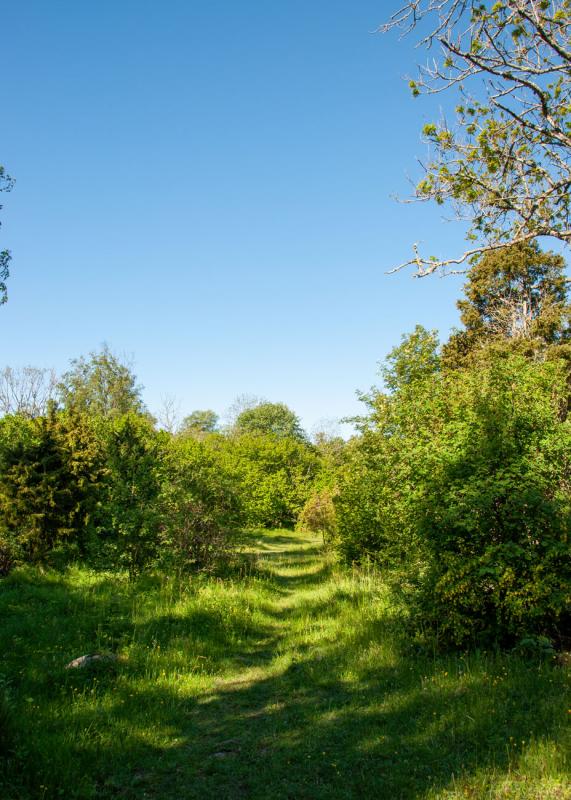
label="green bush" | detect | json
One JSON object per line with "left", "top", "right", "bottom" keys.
{"left": 0, "top": 409, "right": 249, "bottom": 577}
{"left": 335, "top": 348, "right": 571, "bottom": 647}
{"left": 225, "top": 433, "right": 320, "bottom": 528}
{"left": 159, "top": 435, "right": 244, "bottom": 572}
{"left": 101, "top": 414, "right": 166, "bottom": 577}
{"left": 0, "top": 410, "right": 104, "bottom": 568}
{"left": 297, "top": 488, "right": 337, "bottom": 542}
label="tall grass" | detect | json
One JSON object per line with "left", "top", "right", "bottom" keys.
{"left": 0, "top": 530, "right": 569, "bottom": 799}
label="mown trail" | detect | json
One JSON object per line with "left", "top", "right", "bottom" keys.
{"left": 1, "top": 530, "right": 569, "bottom": 800}
{"left": 122, "top": 531, "right": 569, "bottom": 800}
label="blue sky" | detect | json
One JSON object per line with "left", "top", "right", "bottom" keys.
{"left": 2, "top": 0, "right": 478, "bottom": 431}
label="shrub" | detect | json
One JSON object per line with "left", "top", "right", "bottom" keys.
{"left": 297, "top": 489, "right": 337, "bottom": 542}
{"left": 335, "top": 350, "right": 571, "bottom": 648}
{"left": 159, "top": 436, "right": 244, "bottom": 572}
{"left": 0, "top": 411, "right": 104, "bottom": 567}
{"left": 223, "top": 433, "right": 320, "bottom": 528}
{"left": 101, "top": 414, "right": 166, "bottom": 577}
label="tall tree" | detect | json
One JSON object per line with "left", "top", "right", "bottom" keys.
{"left": 180, "top": 409, "right": 219, "bottom": 435}
{"left": 442, "top": 241, "right": 570, "bottom": 366}
{"left": 235, "top": 401, "right": 308, "bottom": 442}
{"left": 0, "top": 165, "right": 14, "bottom": 304}
{"left": 383, "top": 1, "right": 571, "bottom": 274}
{"left": 58, "top": 344, "right": 146, "bottom": 417}
{"left": 381, "top": 325, "right": 441, "bottom": 391}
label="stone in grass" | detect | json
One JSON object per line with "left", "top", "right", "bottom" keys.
{"left": 65, "top": 653, "right": 119, "bottom": 670}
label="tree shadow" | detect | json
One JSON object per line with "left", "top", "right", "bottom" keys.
{"left": 1, "top": 554, "right": 568, "bottom": 800}
{"left": 22, "top": 611, "right": 566, "bottom": 800}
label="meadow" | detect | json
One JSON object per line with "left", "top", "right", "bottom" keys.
{"left": 1, "top": 529, "right": 569, "bottom": 799}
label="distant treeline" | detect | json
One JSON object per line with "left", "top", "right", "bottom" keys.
{"left": 0, "top": 390, "right": 339, "bottom": 577}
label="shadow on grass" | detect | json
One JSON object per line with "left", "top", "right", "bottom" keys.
{"left": 15, "top": 618, "right": 567, "bottom": 800}
{"left": 104, "top": 637, "right": 566, "bottom": 799}
{"left": 1, "top": 555, "right": 568, "bottom": 800}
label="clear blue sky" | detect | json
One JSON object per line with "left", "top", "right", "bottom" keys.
{"left": 2, "top": 0, "right": 475, "bottom": 432}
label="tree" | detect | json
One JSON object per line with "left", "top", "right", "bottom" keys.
{"left": 383, "top": 1, "right": 571, "bottom": 274}
{"left": 227, "top": 432, "right": 319, "bottom": 527}
{"left": 156, "top": 393, "right": 182, "bottom": 434}
{"left": 159, "top": 434, "right": 243, "bottom": 571}
{"left": 103, "top": 415, "right": 165, "bottom": 576}
{"left": 235, "top": 401, "right": 308, "bottom": 442}
{"left": 58, "top": 344, "right": 147, "bottom": 417}
{"left": 0, "top": 366, "right": 58, "bottom": 418}
{"left": 381, "top": 324, "right": 441, "bottom": 391}
{"left": 180, "top": 409, "right": 219, "bottom": 435}
{"left": 442, "top": 240, "right": 570, "bottom": 366}
{"left": 0, "top": 165, "right": 14, "bottom": 305}
{"left": 0, "top": 409, "right": 104, "bottom": 565}
{"left": 223, "top": 393, "right": 264, "bottom": 428}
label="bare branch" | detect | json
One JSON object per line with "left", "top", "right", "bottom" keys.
{"left": 0, "top": 366, "right": 58, "bottom": 417}
{"left": 381, "top": 0, "right": 571, "bottom": 274}
{"left": 387, "top": 229, "right": 569, "bottom": 276}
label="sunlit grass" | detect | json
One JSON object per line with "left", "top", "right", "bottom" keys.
{"left": 1, "top": 530, "right": 569, "bottom": 799}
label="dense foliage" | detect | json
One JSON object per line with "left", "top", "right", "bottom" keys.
{"left": 58, "top": 345, "right": 147, "bottom": 418}
{"left": 336, "top": 348, "right": 571, "bottom": 647}
{"left": 222, "top": 431, "right": 319, "bottom": 529}
{"left": 0, "top": 409, "right": 103, "bottom": 571}
{"left": 234, "top": 401, "right": 308, "bottom": 442}
{"left": 334, "top": 243, "right": 571, "bottom": 648}
{"left": 0, "top": 362, "right": 320, "bottom": 575}
{"left": 443, "top": 242, "right": 571, "bottom": 367}
{"left": 1, "top": 244, "right": 569, "bottom": 653}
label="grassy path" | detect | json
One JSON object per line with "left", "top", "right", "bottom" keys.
{"left": 1, "top": 530, "right": 569, "bottom": 799}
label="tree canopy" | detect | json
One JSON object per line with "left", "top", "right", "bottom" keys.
{"left": 180, "top": 410, "right": 219, "bottom": 435}
{"left": 383, "top": 0, "right": 571, "bottom": 274}
{"left": 57, "top": 345, "right": 147, "bottom": 418}
{"left": 234, "top": 401, "right": 308, "bottom": 442}
{"left": 442, "top": 240, "right": 570, "bottom": 366}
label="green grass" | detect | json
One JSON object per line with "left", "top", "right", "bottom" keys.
{"left": 1, "top": 530, "right": 569, "bottom": 799}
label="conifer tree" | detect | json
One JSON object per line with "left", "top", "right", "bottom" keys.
{"left": 443, "top": 242, "right": 570, "bottom": 367}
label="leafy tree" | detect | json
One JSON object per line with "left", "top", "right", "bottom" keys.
{"left": 225, "top": 433, "right": 319, "bottom": 528}
{"left": 381, "top": 325, "right": 441, "bottom": 391}
{"left": 102, "top": 414, "right": 165, "bottom": 576}
{"left": 0, "top": 165, "right": 14, "bottom": 305}
{"left": 443, "top": 241, "right": 570, "bottom": 367}
{"left": 224, "top": 393, "right": 263, "bottom": 428}
{"left": 235, "top": 401, "right": 307, "bottom": 442}
{"left": 58, "top": 344, "right": 147, "bottom": 418}
{"left": 180, "top": 409, "right": 219, "bottom": 435}
{"left": 159, "top": 435, "right": 243, "bottom": 571}
{"left": 382, "top": 1, "right": 571, "bottom": 274}
{"left": 297, "top": 488, "right": 338, "bottom": 543}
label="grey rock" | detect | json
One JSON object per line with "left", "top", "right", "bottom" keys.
{"left": 65, "top": 653, "right": 118, "bottom": 669}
